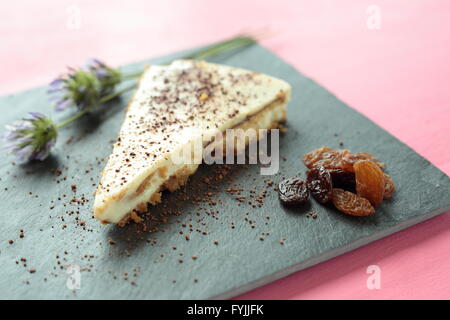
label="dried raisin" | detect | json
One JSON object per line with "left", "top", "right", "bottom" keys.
{"left": 342, "top": 152, "right": 384, "bottom": 172}
{"left": 306, "top": 167, "right": 333, "bottom": 203}
{"left": 303, "top": 147, "right": 384, "bottom": 173}
{"left": 303, "top": 147, "right": 351, "bottom": 171}
{"left": 383, "top": 172, "right": 395, "bottom": 199}
{"left": 354, "top": 160, "right": 385, "bottom": 206}
{"left": 328, "top": 169, "right": 356, "bottom": 189}
{"left": 278, "top": 177, "right": 309, "bottom": 206}
{"left": 332, "top": 188, "right": 375, "bottom": 216}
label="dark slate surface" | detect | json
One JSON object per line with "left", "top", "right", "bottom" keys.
{"left": 0, "top": 44, "right": 449, "bottom": 300}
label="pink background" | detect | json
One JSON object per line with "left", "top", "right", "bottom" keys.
{"left": 1, "top": 0, "right": 449, "bottom": 299}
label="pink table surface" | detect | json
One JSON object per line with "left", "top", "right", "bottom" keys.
{"left": 1, "top": 0, "right": 449, "bottom": 299}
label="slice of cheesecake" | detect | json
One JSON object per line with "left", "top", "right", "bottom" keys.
{"left": 94, "top": 60, "right": 291, "bottom": 225}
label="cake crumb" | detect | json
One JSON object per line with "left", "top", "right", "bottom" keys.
{"left": 130, "top": 212, "right": 143, "bottom": 224}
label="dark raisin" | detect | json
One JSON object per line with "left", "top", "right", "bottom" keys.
{"left": 328, "top": 169, "right": 356, "bottom": 189}
{"left": 278, "top": 177, "right": 309, "bottom": 206}
{"left": 306, "top": 167, "right": 333, "bottom": 203}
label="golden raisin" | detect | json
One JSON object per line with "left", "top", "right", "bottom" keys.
{"left": 342, "top": 152, "right": 384, "bottom": 172}
{"left": 303, "top": 147, "right": 351, "bottom": 171}
{"left": 383, "top": 172, "right": 395, "bottom": 199}
{"left": 332, "top": 188, "right": 375, "bottom": 216}
{"left": 354, "top": 160, "right": 385, "bottom": 206}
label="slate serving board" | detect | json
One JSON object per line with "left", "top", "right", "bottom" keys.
{"left": 1, "top": 44, "right": 449, "bottom": 300}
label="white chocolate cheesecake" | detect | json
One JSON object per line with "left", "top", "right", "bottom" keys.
{"left": 94, "top": 60, "right": 291, "bottom": 225}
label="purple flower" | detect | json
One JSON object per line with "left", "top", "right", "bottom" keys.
{"left": 2, "top": 112, "right": 57, "bottom": 163}
{"left": 49, "top": 58, "right": 121, "bottom": 112}
{"left": 85, "top": 58, "right": 108, "bottom": 78}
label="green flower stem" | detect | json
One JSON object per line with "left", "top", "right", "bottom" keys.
{"left": 57, "top": 35, "right": 257, "bottom": 129}
{"left": 121, "top": 71, "right": 144, "bottom": 80}
{"left": 55, "top": 107, "right": 94, "bottom": 129}
{"left": 99, "top": 84, "right": 136, "bottom": 103}
{"left": 120, "top": 35, "right": 256, "bottom": 80}
{"left": 187, "top": 36, "right": 256, "bottom": 60}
